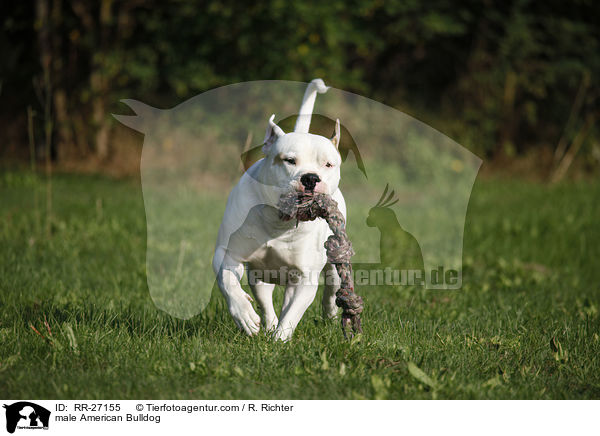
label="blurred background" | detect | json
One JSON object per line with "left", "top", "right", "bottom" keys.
{"left": 2, "top": 1, "right": 600, "bottom": 400}
{"left": 1, "top": 0, "right": 598, "bottom": 180}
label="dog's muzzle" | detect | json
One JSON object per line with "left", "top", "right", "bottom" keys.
{"left": 300, "top": 173, "right": 320, "bottom": 191}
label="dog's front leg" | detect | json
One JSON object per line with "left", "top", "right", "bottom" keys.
{"left": 216, "top": 255, "right": 261, "bottom": 336}
{"left": 273, "top": 275, "right": 319, "bottom": 342}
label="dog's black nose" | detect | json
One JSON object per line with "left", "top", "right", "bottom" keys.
{"left": 300, "top": 173, "right": 321, "bottom": 191}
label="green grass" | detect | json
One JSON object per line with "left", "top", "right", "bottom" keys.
{"left": 1, "top": 170, "right": 599, "bottom": 399}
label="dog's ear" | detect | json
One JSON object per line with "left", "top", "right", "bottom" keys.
{"left": 331, "top": 118, "right": 341, "bottom": 149}
{"left": 262, "top": 114, "right": 285, "bottom": 154}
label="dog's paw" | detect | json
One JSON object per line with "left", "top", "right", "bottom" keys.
{"left": 263, "top": 315, "right": 279, "bottom": 333}
{"left": 272, "top": 326, "right": 293, "bottom": 342}
{"left": 322, "top": 304, "right": 339, "bottom": 320}
{"left": 228, "top": 293, "right": 261, "bottom": 336}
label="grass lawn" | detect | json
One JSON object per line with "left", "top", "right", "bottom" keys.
{"left": 1, "top": 170, "right": 599, "bottom": 399}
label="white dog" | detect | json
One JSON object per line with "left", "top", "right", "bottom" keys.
{"left": 212, "top": 79, "right": 346, "bottom": 341}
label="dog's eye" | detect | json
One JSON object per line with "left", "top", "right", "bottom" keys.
{"left": 283, "top": 157, "right": 296, "bottom": 165}
{"left": 325, "top": 162, "right": 334, "bottom": 168}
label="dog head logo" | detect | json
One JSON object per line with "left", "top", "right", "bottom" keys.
{"left": 114, "top": 80, "right": 481, "bottom": 319}
{"left": 3, "top": 402, "right": 50, "bottom": 434}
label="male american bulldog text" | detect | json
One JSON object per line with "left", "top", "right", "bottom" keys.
{"left": 212, "top": 79, "right": 346, "bottom": 341}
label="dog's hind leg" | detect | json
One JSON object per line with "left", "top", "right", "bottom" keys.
{"left": 274, "top": 279, "right": 319, "bottom": 342}
{"left": 249, "top": 277, "right": 278, "bottom": 331}
{"left": 322, "top": 263, "right": 340, "bottom": 319}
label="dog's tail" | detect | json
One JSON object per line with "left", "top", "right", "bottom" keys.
{"left": 294, "top": 78, "right": 330, "bottom": 133}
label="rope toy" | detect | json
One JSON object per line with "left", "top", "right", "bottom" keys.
{"left": 278, "top": 190, "right": 364, "bottom": 338}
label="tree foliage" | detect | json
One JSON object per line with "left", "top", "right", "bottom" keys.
{"left": 1, "top": 0, "right": 598, "bottom": 170}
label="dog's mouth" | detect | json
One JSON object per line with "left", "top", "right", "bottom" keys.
{"left": 290, "top": 178, "right": 328, "bottom": 195}
{"left": 278, "top": 190, "right": 329, "bottom": 222}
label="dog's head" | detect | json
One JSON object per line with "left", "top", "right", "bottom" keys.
{"left": 260, "top": 114, "right": 342, "bottom": 197}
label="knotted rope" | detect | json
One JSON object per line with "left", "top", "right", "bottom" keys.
{"left": 278, "top": 191, "right": 364, "bottom": 338}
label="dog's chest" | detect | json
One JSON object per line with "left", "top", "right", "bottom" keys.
{"left": 244, "top": 214, "right": 330, "bottom": 272}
